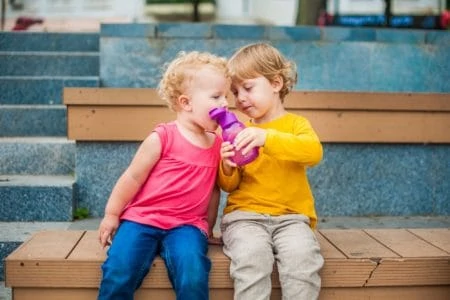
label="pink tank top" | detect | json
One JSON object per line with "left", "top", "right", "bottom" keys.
{"left": 120, "top": 122, "right": 221, "bottom": 234}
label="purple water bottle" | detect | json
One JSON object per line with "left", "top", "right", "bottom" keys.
{"left": 209, "top": 107, "right": 259, "bottom": 166}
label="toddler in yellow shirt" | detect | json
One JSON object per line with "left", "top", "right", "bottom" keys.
{"left": 218, "top": 43, "right": 324, "bottom": 300}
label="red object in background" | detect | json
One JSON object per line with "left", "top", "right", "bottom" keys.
{"left": 317, "top": 10, "right": 333, "bottom": 26}
{"left": 441, "top": 10, "right": 450, "bottom": 29}
{"left": 12, "top": 16, "right": 43, "bottom": 31}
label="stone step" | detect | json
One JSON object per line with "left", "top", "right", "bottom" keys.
{"left": 0, "top": 105, "right": 67, "bottom": 136}
{"left": 0, "top": 52, "right": 99, "bottom": 76}
{"left": 0, "top": 175, "right": 75, "bottom": 222}
{"left": 0, "top": 32, "right": 99, "bottom": 52}
{"left": 0, "top": 76, "right": 99, "bottom": 105}
{"left": 0, "top": 137, "right": 75, "bottom": 175}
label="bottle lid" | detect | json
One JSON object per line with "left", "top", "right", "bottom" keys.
{"left": 209, "top": 107, "right": 238, "bottom": 128}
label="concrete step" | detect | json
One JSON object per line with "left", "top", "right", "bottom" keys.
{"left": 0, "top": 76, "right": 99, "bottom": 105}
{"left": 0, "top": 175, "right": 75, "bottom": 222}
{"left": 0, "top": 52, "right": 99, "bottom": 76}
{"left": 0, "top": 137, "right": 75, "bottom": 175}
{"left": 0, "top": 105, "right": 67, "bottom": 136}
{"left": 0, "top": 32, "right": 99, "bottom": 52}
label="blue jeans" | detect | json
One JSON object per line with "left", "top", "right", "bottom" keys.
{"left": 98, "top": 220, "right": 211, "bottom": 300}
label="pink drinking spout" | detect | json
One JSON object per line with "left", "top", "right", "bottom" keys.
{"left": 209, "top": 107, "right": 259, "bottom": 166}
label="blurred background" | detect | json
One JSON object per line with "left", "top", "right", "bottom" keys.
{"left": 1, "top": 0, "right": 449, "bottom": 32}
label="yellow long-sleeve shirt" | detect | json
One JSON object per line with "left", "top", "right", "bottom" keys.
{"left": 218, "top": 112, "right": 323, "bottom": 229}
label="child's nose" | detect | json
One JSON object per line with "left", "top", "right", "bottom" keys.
{"left": 220, "top": 96, "right": 229, "bottom": 107}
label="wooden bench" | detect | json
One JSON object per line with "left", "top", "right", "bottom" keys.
{"left": 63, "top": 88, "right": 450, "bottom": 143}
{"left": 5, "top": 229, "right": 450, "bottom": 299}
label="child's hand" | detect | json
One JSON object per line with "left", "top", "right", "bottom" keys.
{"left": 234, "top": 127, "right": 267, "bottom": 155}
{"left": 220, "top": 141, "right": 238, "bottom": 170}
{"left": 98, "top": 214, "right": 120, "bottom": 249}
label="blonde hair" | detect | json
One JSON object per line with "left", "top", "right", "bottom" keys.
{"left": 228, "top": 43, "right": 297, "bottom": 102}
{"left": 158, "top": 51, "right": 229, "bottom": 111}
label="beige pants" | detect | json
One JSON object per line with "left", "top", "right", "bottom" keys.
{"left": 221, "top": 211, "right": 323, "bottom": 300}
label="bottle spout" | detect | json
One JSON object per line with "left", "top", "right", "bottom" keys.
{"left": 209, "top": 107, "right": 238, "bottom": 128}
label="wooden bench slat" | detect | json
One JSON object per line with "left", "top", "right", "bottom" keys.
{"left": 5, "top": 230, "right": 84, "bottom": 260}
{"left": 320, "top": 286, "right": 450, "bottom": 300}
{"left": 68, "top": 231, "right": 105, "bottom": 260}
{"left": 67, "top": 105, "right": 450, "bottom": 143}
{"left": 64, "top": 88, "right": 450, "bottom": 112}
{"left": 316, "top": 231, "right": 346, "bottom": 259}
{"left": 64, "top": 88, "right": 164, "bottom": 106}
{"left": 408, "top": 228, "right": 450, "bottom": 254}
{"left": 285, "top": 91, "right": 450, "bottom": 112}
{"left": 12, "top": 286, "right": 450, "bottom": 300}
{"left": 364, "top": 229, "right": 449, "bottom": 257}
{"left": 367, "top": 259, "right": 450, "bottom": 286}
{"left": 319, "top": 229, "right": 399, "bottom": 259}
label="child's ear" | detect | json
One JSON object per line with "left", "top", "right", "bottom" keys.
{"left": 271, "top": 75, "right": 283, "bottom": 93}
{"left": 177, "top": 94, "right": 192, "bottom": 111}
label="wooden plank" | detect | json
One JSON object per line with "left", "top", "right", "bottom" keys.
{"left": 5, "top": 230, "right": 83, "bottom": 260}
{"left": 367, "top": 259, "right": 450, "bottom": 286}
{"left": 68, "top": 231, "right": 105, "bottom": 260}
{"left": 64, "top": 88, "right": 450, "bottom": 112}
{"left": 320, "top": 260, "right": 377, "bottom": 287}
{"left": 285, "top": 91, "right": 450, "bottom": 111}
{"left": 364, "top": 229, "right": 449, "bottom": 257}
{"left": 319, "top": 286, "right": 450, "bottom": 300}
{"left": 67, "top": 106, "right": 450, "bottom": 142}
{"left": 64, "top": 88, "right": 164, "bottom": 106}
{"left": 300, "top": 110, "right": 450, "bottom": 144}
{"left": 12, "top": 287, "right": 255, "bottom": 300}
{"left": 67, "top": 106, "right": 175, "bottom": 141}
{"left": 319, "top": 229, "right": 399, "bottom": 259}
{"left": 408, "top": 228, "right": 450, "bottom": 254}
{"left": 12, "top": 285, "right": 450, "bottom": 300}
{"left": 316, "top": 231, "right": 346, "bottom": 259}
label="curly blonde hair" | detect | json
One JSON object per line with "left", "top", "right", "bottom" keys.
{"left": 228, "top": 43, "right": 297, "bottom": 102}
{"left": 158, "top": 51, "right": 229, "bottom": 111}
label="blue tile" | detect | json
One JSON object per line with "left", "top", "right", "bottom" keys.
{"left": 0, "top": 106, "right": 67, "bottom": 137}
{"left": 213, "top": 24, "right": 266, "bottom": 39}
{"left": 0, "top": 77, "right": 99, "bottom": 105}
{"left": 157, "top": 22, "right": 212, "bottom": 38}
{"left": 268, "top": 26, "right": 321, "bottom": 41}
{"left": 310, "top": 144, "right": 448, "bottom": 217}
{"left": 0, "top": 139, "right": 75, "bottom": 174}
{"left": 101, "top": 23, "right": 156, "bottom": 37}
{"left": 0, "top": 53, "right": 99, "bottom": 76}
{"left": 0, "top": 32, "right": 99, "bottom": 52}
{"left": 321, "top": 27, "right": 376, "bottom": 42}
{"left": 75, "top": 142, "right": 138, "bottom": 216}
{"left": 425, "top": 30, "right": 450, "bottom": 45}
{"left": 376, "top": 28, "right": 426, "bottom": 44}
{"left": 0, "top": 184, "right": 74, "bottom": 221}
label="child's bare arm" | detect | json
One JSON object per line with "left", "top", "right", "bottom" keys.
{"left": 98, "top": 132, "right": 162, "bottom": 248}
{"left": 207, "top": 184, "right": 223, "bottom": 244}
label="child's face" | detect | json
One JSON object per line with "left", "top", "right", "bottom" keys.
{"left": 231, "top": 75, "right": 281, "bottom": 123}
{"left": 187, "top": 66, "right": 230, "bottom": 131}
